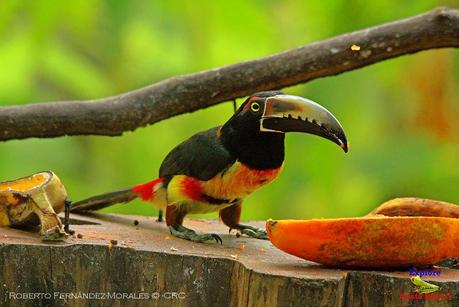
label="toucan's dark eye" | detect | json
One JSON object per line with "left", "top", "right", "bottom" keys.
{"left": 250, "top": 102, "right": 261, "bottom": 112}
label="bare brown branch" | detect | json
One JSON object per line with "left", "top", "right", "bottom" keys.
{"left": 1, "top": 7, "right": 458, "bottom": 141}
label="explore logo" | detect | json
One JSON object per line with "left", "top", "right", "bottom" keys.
{"left": 409, "top": 267, "right": 441, "bottom": 278}
{"left": 410, "top": 276, "right": 439, "bottom": 294}
{"left": 399, "top": 274, "right": 452, "bottom": 301}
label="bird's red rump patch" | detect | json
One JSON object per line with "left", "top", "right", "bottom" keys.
{"left": 132, "top": 178, "right": 163, "bottom": 201}
{"left": 181, "top": 177, "right": 203, "bottom": 201}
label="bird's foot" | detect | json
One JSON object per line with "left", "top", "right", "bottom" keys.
{"left": 169, "top": 225, "right": 222, "bottom": 244}
{"left": 230, "top": 224, "right": 268, "bottom": 240}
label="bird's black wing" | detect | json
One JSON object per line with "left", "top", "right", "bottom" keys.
{"left": 159, "top": 127, "right": 236, "bottom": 181}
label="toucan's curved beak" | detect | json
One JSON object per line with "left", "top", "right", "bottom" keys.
{"left": 260, "top": 95, "right": 348, "bottom": 152}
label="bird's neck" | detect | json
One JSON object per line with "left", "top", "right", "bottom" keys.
{"left": 220, "top": 125, "right": 285, "bottom": 170}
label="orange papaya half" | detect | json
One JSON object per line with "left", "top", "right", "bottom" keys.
{"left": 266, "top": 216, "right": 459, "bottom": 268}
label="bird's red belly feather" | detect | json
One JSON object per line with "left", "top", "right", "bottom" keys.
{"left": 177, "top": 162, "right": 282, "bottom": 202}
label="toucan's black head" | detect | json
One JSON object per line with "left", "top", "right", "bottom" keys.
{"left": 220, "top": 91, "right": 348, "bottom": 169}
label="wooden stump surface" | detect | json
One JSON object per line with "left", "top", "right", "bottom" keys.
{"left": 0, "top": 213, "right": 458, "bottom": 306}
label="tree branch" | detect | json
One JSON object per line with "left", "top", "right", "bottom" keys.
{"left": 1, "top": 7, "right": 458, "bottom": 141}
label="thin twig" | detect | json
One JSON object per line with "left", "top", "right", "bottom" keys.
{"left": 0, "top": 7, "right": 458, "bottom": 141}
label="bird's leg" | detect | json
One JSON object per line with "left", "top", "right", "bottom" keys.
{"left": 166, "top": 204, "right": 222, "bottom": 244}
{"left": 219, "top": 202, "right": 268, "bottom": 240}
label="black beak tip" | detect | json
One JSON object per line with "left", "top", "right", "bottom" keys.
{"left": 338, "top": 134, "right": 348, "bottom": 153}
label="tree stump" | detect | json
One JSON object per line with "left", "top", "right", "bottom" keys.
{"left": 0, "top": 213, "right": 458, "bottom": 306}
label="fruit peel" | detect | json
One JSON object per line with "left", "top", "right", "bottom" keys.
{"left": 0, "top": 171, "right": 68, "bottom": 241}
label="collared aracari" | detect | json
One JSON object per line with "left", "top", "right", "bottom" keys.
{"left": 71, "top": 91, "right": 348, "bottom": 243}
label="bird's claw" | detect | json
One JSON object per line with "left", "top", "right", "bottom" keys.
{"left": 211, "top": 233, "right": 223, "bottom": 244}
{"left": 169, "top": 226, "right": 222, "bottom": 244}
{"left": 230, "top": 224, "right": 268, "bottom": 240}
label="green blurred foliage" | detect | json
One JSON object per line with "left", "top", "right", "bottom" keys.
{"left": 0, "top": 1, "right": 458, "bottom": 221}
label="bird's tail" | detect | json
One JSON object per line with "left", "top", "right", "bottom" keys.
{"left": 70, "top": 178, "right": 165, "bottom": 213}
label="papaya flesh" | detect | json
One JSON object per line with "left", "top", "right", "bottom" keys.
{"left": 266, "top": 198, "right": 459, "bottom": 268}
